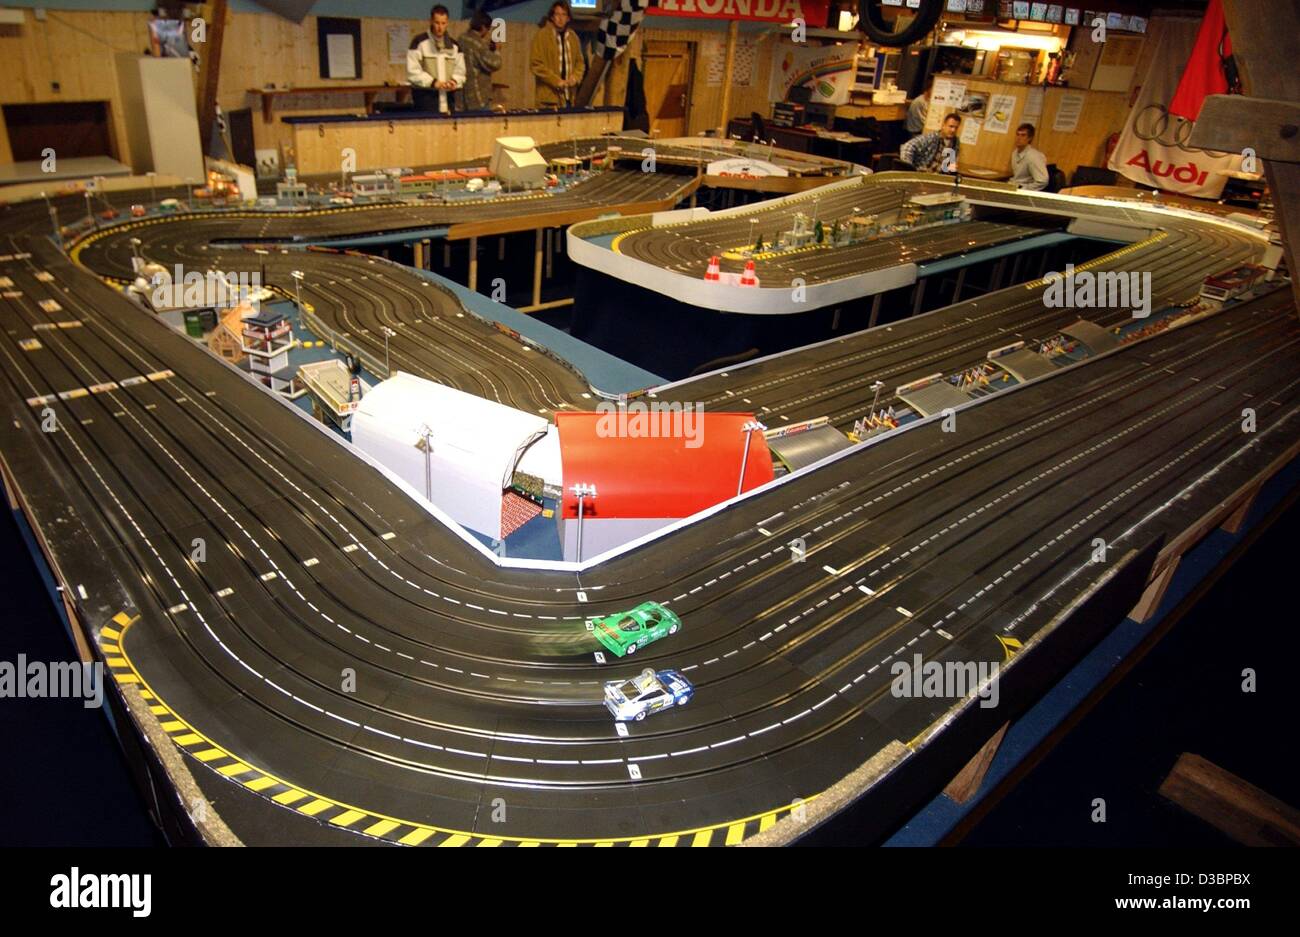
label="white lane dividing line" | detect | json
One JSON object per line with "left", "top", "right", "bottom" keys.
{"left": 77, "top": 585, "right": 89, "bottom": 601}
{"left": 859, "top": 585, "right": 875, "bottom": 595}
{"left": 823, "top": 565, "right": 840, "bottom": 575}
{"left": 896, "top": 606, "right": 913, "bottom": 617}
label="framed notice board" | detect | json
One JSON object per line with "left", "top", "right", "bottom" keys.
{"left": 318, "top": 17, "right": 362, "bottom": 80}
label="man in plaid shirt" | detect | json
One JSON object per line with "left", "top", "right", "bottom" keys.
{"left": 900, "top": 113, "right": 962, "bottom": 174}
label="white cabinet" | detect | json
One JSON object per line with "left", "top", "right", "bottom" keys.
{"left": 115, "top": 54, "right": 204, "bottom": 183}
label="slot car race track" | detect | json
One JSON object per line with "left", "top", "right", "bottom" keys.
{"left": 75, "top": 165, "right": 697, "bottom": 247}
{"left": 612, "top": 178, "right": 1049, "bottom": 282}
{"left": 70, "top": 174, "right": 1263, "bottom": 431}
{"left": 597, "top": 176, "right": 1266, "bottom": 427}
{"left": 1, "top": 177, "right": 1297, "bottom": 846}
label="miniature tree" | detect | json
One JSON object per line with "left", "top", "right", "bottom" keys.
{"left": 754, "top": 234, "right": 764, "bottom": 253}
{"left": 814, "top": 220, "right": 825, "bottom": 243}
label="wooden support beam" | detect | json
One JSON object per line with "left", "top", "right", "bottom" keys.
{"left": 518, "top": 297, "right": 573, "bottom": 314}
{"left": 1220, "top": 488, "right": 1259, "bottom": 534}
{"left": 716, "top": 19, "right": 739, "bottom": 138}
{"left": 944, "top": 722, "right": 1009, "bottom": 805}
{"left": 196, "top": 1, "right": 229, "bottom": 158}
{"left": 468, "top": 235, "right": 478, "bottom": 293}
{"left": 1192, "top": 96, "right": 1300, "bottom": 163}
{"left": 1130, "top": 557, "right": 1180, "bottom": 623}
{"left": 532, "top": 227, "right": 544, "bottom": 308}
{"left": 1159, "top": 753, "right": 1300, "bottom": 846}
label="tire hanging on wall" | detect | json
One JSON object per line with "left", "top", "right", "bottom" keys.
{"left": 857, "top": 0, "right": 945, "bottom": 47}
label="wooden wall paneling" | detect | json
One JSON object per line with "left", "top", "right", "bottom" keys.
{"left": 0, "top": 11, "right": 154, "bottom": 167}
{"left": 927, "top": 77, "right": 1128, "bottom": 179}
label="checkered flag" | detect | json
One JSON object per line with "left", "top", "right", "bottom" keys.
{"left": 599, "top": 0, "right": 648, "bottom": 61}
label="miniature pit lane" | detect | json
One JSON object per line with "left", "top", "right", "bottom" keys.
{"left": 0, "top": 173, "right": 1296, "bottom": 846}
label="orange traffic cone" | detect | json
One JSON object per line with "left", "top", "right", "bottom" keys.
{"left": 704, "top": 255, "right": 721, "bottom": 281}
{"left": 740, "top": 259, "right": 757, "bottom": 287}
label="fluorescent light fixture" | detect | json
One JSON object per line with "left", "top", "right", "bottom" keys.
{"left": 955, "top": 29, "right": 1063, "bottom": 51}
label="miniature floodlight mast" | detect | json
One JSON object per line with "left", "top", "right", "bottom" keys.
{"left": 290, "top": 269, "right": 306, "bottom": 316}
{"left": 738, "top": 420, "right": 767, "bottom": 496}
{"left": 570, "top": 482, "right": 598, "bottom": 563}
{"left": 415, "top": 424, "right": 435, "bottom": 501}
{"left": 381, "top": 325, "right": 397, "bottom": 376}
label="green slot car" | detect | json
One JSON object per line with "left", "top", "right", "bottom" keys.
{"left": 590, "top": 601, "right": 681, "bottom": 658}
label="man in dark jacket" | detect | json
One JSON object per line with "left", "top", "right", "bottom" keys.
{"left": 459, "top": 11, "right": 502, "bottom": 111}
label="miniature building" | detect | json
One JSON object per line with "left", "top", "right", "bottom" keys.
{"left": 351, "top": 173, "right": 394, "bottom": 198}
{"left": 240, "top": 306, "right": 302, "bottom": 397}
{"left": 276, "top": 180, "right": 308, "bottom": 204}
{"left": 277, "top": 168, "right": 308, "bottom": 204}
{"left": 490, "top": 136, "right": 547, "bottom": 188}
{"left": 351, "top": 372, "right": 552, "bottom": 539}
{"left": 846, "top": 214, "right": 879, "bottom": 241}
{"left": 298, "top": 359, "right": 364, "bottom": 433}
{"left": 207, "top": 304, "right": 249, "bottom": 364}
{"left": 550, "top": 156, "right": 582, "bottom": 177}
{"left": 905, "top": 192, "right": 969, "bottom": 224}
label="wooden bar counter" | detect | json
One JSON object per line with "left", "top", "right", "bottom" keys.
{"left": 284, "top": 106, "right": 624, "bottom": 174}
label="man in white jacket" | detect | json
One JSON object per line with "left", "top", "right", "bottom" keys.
{"left": 407, "top": 4, "right": 466, "bottom": 114}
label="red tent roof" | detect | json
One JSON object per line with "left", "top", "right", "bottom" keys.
{"left": 556, "top": 410, "right": 774, "bottom": 520}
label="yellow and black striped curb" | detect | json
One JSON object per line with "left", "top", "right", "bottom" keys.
{"left": 1021, "top": 230, "right": 1169, "bottom": 291}
{"left": 100, "top": 612, "right": 814, "bottom": 846}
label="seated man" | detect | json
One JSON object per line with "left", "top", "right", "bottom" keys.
{"left": 905, "top": 77, "right": 932, "bottom": 134}
{"left": 1009, "top": 122, "right": 1049, "bottom": 190}
{"left": 900, "top": 112, "right": 962, "bottom": 174}
{"left": 407, "top": 4, "right": 466, "bottom": 114}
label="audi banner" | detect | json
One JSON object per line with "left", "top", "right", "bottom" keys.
{"left": 1108, "top": 17, "right": 1240, "bottom": 199}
